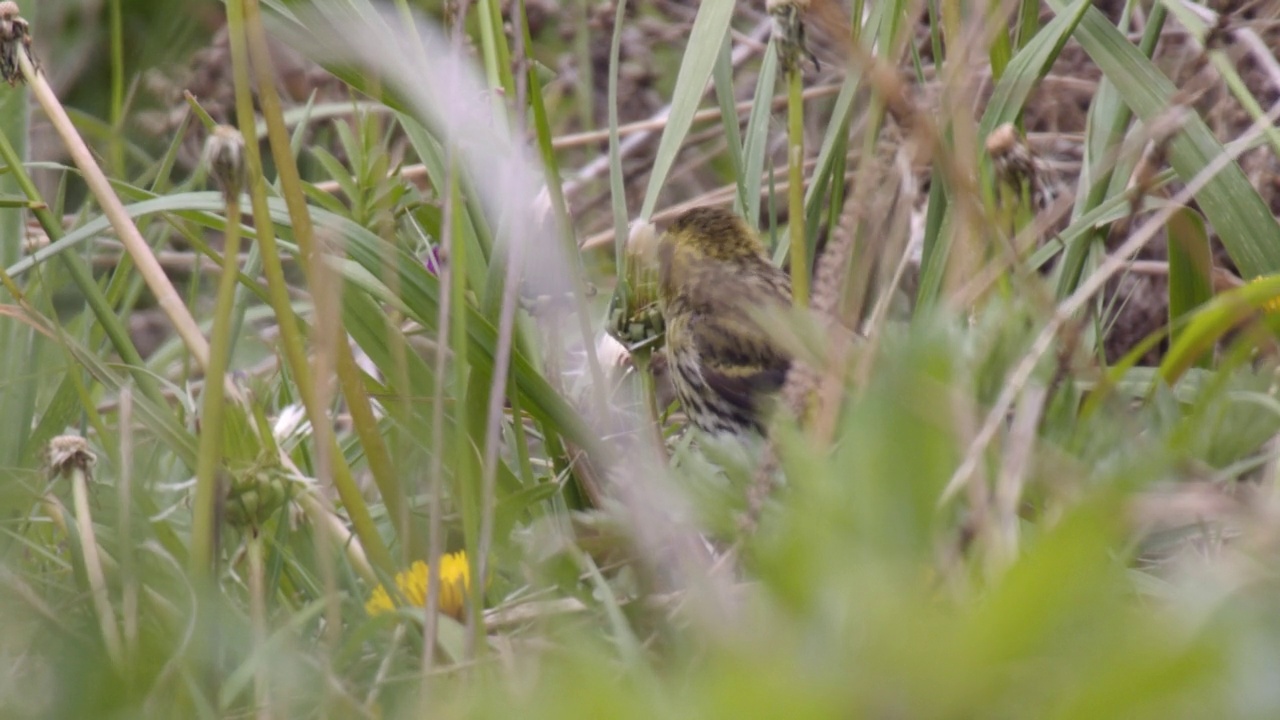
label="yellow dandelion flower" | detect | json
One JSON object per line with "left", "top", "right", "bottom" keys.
{"left": 365, "top": 551, "right": 472, "bottom": 620}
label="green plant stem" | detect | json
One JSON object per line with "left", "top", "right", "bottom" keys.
{"left": 248, "top": 532, "right": 270, "bottom": 720}
{"left": 444, "top": 180, "right": 484, "bottom": 659}
{"left": 70, "top": 459, "right": 124, "bottom": 669}
{"left": 116, "top": 388, "right": 139, "bottom": 670}
{"left": 189, "top": 198, "right": 241, "bottom": 578}
{"left": 423, "top": 181, "right": 456, "bottom": 670}
{"left": 574, "top": 0, "right": 595, "bottom": 133}
{"left": 222, "top": 0, "right": 318, "bottom": 464}
{"left": 476, "top": 0, "right": 516, "bottom": 100}
{"left": 108, "top": 0, "right": 125, "bottom": 176}
{"left": 787, "top": 69, "right": 809, "bottom": 306}
{"left": 240, "top": 0, "right": 401, "bottom": 571}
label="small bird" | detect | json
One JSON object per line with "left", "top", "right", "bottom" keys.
{"left": 657, "top": 206, "right": 793, "bottom": 439}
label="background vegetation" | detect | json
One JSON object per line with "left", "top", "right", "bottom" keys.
{"left": 4, "top": 0, "right": 1280, "bottom": 717}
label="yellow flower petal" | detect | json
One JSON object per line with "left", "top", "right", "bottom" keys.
{"left": 364, "top": 551, "right": 473, "bottom": 620}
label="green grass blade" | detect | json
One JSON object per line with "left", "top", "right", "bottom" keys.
{"left": 739, "top": 43, "right": 778, "bottom": 223}
{"left": 1047, "top": 0, "right": 1280, "bottom": 278}
{"left": 638, "top": 0, "right": 735, "bottom": 220}
{"left": 1166, "top": 207, "right": 1213, "bottom": 366}
{"left": 1160, "top": 275, "right": 1280, "bottom": 383}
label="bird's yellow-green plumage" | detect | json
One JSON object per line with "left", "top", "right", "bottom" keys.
{"left": 657, "top": 206, "right": 792, "bottom": 438}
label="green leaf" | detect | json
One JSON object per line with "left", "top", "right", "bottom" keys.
{"left": 639, "top": 0, "right": 736, "bottom": 220}
{"left": 978, "top": 0, "right": 1091, "bottom": 139}
{"left": 1047, "top": 0, "right": 1280, "bottom": 278}
{"left": 739, "top": 43, "right": 778, "bottom": 224}
{"left": 1160, "top": 274, "right": 1280, "bottom": 383}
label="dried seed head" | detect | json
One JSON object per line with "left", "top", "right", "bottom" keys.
{"left": 626, "top": 218, "right": 658, "bottom": 264}
{"left": 202, "top": 125, "right": 247, "bottom": 202}
{"left": 769, "top": 0, "right": 818, "bottom": 74}
{"left": 986, "top": 122, "right": 1058, "bottom": 211}
{"left": 0, "top": 1, "right": 32, "bottom": 85}
{"left": 986, "top": 123, "right": 1035, "bottom": 182}
{"left": 47, "top": 435, "right": 96, "bottom": 479}
{"left": 985, "top": 123, "right": 1020, "bottom": 158}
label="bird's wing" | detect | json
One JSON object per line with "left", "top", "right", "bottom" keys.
{"left": 689, "top": 309, "right": 791, "bottom": 416}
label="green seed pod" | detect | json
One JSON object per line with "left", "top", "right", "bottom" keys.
{"left": 263, "top": 475, "right": 287, "bottom": 508}
{"left": 236, "top": 489, "right": 260, "bottom": 514}
{"left": 606, "top": 220, "right": 665, "bottom": 353}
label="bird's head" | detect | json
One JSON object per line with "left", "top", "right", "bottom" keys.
{"left": 657, "top": 207, "right": 770, "bottom": 300}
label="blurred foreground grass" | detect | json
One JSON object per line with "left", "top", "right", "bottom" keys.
{"left": 4, "top": 0, "right": 1280, "bottom": 717}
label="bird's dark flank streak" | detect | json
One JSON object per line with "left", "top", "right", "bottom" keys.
{"left": 657, "top": 207, "right": 792, "bottom": 439}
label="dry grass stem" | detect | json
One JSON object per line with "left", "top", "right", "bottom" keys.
{"left": 50, "top": 436, "right": 124, "bottom": 669}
